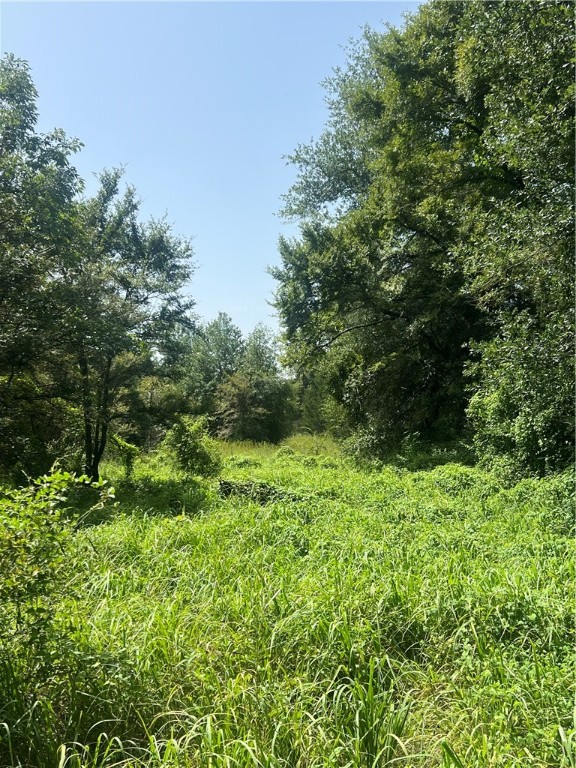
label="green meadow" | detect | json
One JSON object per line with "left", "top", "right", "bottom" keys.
{"left": 1, "top": 438, "right": 573, "bottom": 767}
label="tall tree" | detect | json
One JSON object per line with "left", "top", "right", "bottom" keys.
{"left": 239, "top": 323, "right": 279, "bottom": 378}
{"left": 180, "top": 313, "right": 245, "bottom": 413}
{"left": 215, "top": 324, "right": 296, "bottom": 443}
{"left": 0, "top": 56, "right": 196, "bottom": 480}
{"left": 64, "top": 170, "right": 195, "bottom": 479}
{"left": 273, "top": 1, "right": 574, "bottom": 470}
{"left": 0, "top": 55, "right": 84, "bottom": 478}
{"left": 454, "top": 0, "right": 575, "bottom": 474}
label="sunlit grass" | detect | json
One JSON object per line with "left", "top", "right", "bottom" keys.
{"left": 1, "top": 440, "right": 573, "bottom": 767}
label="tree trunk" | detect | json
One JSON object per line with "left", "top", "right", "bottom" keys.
{"left": 78, "top": 350, "right": 113, "bottom": 482}
{"left": 78, "top": 346, "right": 94, "bottom": 478}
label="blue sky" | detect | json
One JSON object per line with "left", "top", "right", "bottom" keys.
{"left": 1, "top": 1, "right": 419, "bottom": 334}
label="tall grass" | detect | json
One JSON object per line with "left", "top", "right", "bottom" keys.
{"left": 0, "top": 441, "right": 573, "bottom": 767}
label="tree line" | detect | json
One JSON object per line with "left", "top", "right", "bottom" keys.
{"left": 1, "top": 0, "right": 573, "bottom": 484}
{"left": 0, "top": 54, "right": 293, "bottom": 482}
{"left": 272, "top": 0, "right": 574, "bottom": 477}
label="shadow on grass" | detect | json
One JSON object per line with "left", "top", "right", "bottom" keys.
{"left": 73, "top": 475, "right": 214, "bottom": 525}
{"left": 386, "top": 440, "right": 476, "bottom": 472}
{"left": 113, "top": 475, "right": 214, "bottom": 517}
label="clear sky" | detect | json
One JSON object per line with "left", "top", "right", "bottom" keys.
{"left": 1, "top": 1, "right": 419, "bottom": 335}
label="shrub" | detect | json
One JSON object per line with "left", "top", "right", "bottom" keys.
{"left": 216, "top": 372, "right": 297, "bottom": 443}
{"left": 467, "top": 311, "right": 574, "bottom": 477}
{"left": 225, "top": 455, "right": 262, "bottom": 468}
{"left": 0, "top": 470, "right": 112, "bottom": 652}
{"left": 165, "top": 416, "right": 222, "bottom": 478}
{"left": 110, "top": 435, "right": 140, "bottom": 480}
{"left": 274, "top": 445, "right": 297, "bottom": 460}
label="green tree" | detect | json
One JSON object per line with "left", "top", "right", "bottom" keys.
{"left": 239, "top": 323, "right": 279, "bottom": 377}
{"left": 274, "top": 2, "right": 490, "bottom": 452}
{"left": 0, "top": 55, "right": 84, "bottom": 479}
{"left": 273, "top": 1, "right": 574, "bottom": 470}
{"left": 216, "top": 371, "right": 296, "bottom": 444}
{"left": 453, "top": 0, "right": 574, "bottom": 474}
{"left": 0, "top": 56, "right": 196, "bottom": 480}
{"left": 65, "top": 170, "right": 195, "bottom": 479}
{"left": 165, "top": 415, "right": 222, "bottom": 478}
{"left": 180, "top": 313, "right": 244, "bottom": 413}
{"left": 215, "top": 324, "right": 297, "bottom": 443}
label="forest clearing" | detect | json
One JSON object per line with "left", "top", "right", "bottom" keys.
{"left": 1, "top": 1, "right": 574, "bottom": 765}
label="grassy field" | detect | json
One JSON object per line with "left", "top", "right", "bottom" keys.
{"left": 1, "top": 437, "right": 574, "bottom": 767}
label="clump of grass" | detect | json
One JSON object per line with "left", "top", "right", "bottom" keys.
{"left": 216, "top": 439, "right": 278, "bottom": 461}
{"left": 224, "top": 454, "right": 262, "bottom": 469}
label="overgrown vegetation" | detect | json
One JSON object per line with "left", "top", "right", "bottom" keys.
{"left": 0, "top": 60, "right": 291, "bottom": 484}
{"left": 0, "top": 443, "right": 573, "bottom": 766}
{"left": 165, "top": 416, "right": 223, "bottom": 478}
{"left": 1, "top": 1, "right": 573, "bottom": 483}
{"left": 0, "top": 3, "right": 574, "bottom": 766}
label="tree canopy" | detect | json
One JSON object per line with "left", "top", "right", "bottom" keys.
{"left": 1, "top": 0, "right": 573, "bottom": 484}
{"left": 273, "top": 0, "right": 574, "bottom": 474}
{"left": 0, "top": 55, "right": 195, "bottom": 480}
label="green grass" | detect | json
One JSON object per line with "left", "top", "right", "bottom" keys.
{"left": 1, "top": 440, "right": 573, "bottom": 767}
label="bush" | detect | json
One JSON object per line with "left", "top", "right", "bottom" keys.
{"left": 216, "top": 372, "right": 297, "bottom": 443}
{"left": 165, "top": 416, "right": 222, "bottom": 478}
{"left": 467, "top": 311, "right": 574, "bottom": 477}
{"left": 225, "top": 455, "right": 262, "bottom": 469}
{"left": 110, "top": 435, "right": 140, "bottom": 480}
{"left": 0, "top": 470, "right": 112, "bottom": 652}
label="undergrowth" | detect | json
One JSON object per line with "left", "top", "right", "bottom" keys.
{"left": 0, "top": 439, "right": 573, "bottom": 767}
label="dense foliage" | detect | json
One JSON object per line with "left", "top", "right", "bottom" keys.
{"left": 273, "top": 0, "right": 574, "bottom": 474}
{"left": 0, "top": 471, "right": 108, "bottom": 651}
{"left": 178, "top": 317, "right": 297, "bottom": 443}
{"left": 2, "top": 2, "right": 572, "bottom": 479}
{"left": 0, "top": 55, "right": 196, "bottom": 481}
{"left": 165, "top": 415, "right": 223, "bottom": 478}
